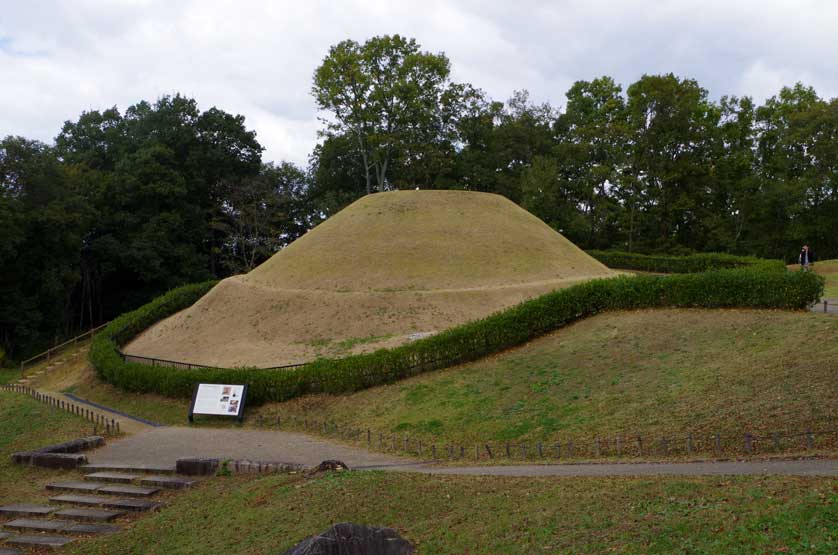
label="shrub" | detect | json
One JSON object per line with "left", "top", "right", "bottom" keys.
{"left": 90, "top": 267, "right": 824, "bottom": 405}
{"left": 587, "top": 250, "right": 784, "bottom": 274}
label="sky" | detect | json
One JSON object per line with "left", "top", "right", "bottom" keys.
{"left": 2, "top": 0, "right": 837, "bottom": 165}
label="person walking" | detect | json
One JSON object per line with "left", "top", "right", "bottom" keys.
{"left": 799, "top": 245, "right": 815, "bottom": 272}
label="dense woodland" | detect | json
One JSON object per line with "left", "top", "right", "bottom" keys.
{"left": 2, "top": 35, "right": 836, "bottom": 359}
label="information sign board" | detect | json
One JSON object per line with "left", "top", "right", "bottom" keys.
{"left": 188, "top": 383, "right": 248, "bottom": 422}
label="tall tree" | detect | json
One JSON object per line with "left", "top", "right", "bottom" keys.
{"left": 312, "top": 34, "right": 453, "bottom": 193}
{"left": 552, "top": 77, "right": 627, "bottom": 247}
{"left": 56, "top": 94, "right": 263, "bottom": 318}
{"left": 0, "top": 137, "right": 90, "bottom": 356}
{"left": 623, "top": 74, "right": 720, "bottom": 251}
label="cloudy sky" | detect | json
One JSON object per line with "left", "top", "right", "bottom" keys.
{"left": 2, "top": 0, "right": 837, "bottom": 165}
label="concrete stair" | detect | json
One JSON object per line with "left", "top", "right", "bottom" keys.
{"left": 49, "top": 494, "right": 163, "bottom": 512}
{"left": 140, "top": 475, "right": 196, "bottom": 490}
{"left": 4, "top": 518, "right": 70, "bottom": 533}
{"left": 81, "top": 463, "right": 176, "bottom": 475}
{"left": 84, "top": 472, "right": 140, "bottom": 484}
{"left": 54, "top": 508, "right": 124, "bottom": 522}
{"left": 5, "top": 534, "right": 74, "bottom": 548}
{"left": 0, "top": 462, "right": 201, "bottom": 552}
{"left": 0, "top": 504, "right": 57, "bottom": 518}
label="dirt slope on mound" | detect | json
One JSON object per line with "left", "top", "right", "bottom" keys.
{"left": 125, "top": 190, "right": 616, "bottom": 367}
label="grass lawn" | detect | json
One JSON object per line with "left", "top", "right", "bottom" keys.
{"left": 66, "top": 470, "right": 837, "bottom": 555}
{"left": 0, "top": 389, "right": 97, "bottom": 502}
{"left": 21, "top": 341, "right": 190, "bottom": 426}
{"left": 263, "top": 309, "right": 838, "bottom": 454}
{"left": 815, "top": 259, "right": 838, "bottom": 298}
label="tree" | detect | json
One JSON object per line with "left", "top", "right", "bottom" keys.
{"left": 56, "top": 94, "right": 263, "bottom": 319}
{"left": 0, "top": 137, "right": 91, "bottom": 356}
{"left": 219, "top": 162, "right": 309, "bottom": 273}
{"left": 312, "top": 35, "right": 453, "bottom": 193}
{"left": 623, "top": 74, "right": 720, "bottom": 251}
{"left": 553, "top": 77, "right": 627, "bottom": 247}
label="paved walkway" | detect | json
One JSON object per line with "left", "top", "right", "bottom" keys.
{"left": 89, "top": 427, "right": 411, "bottom": 468}
{"left": 89, "top": 427, "right": 838, "bottom": 477}
{"left": 811, "top": 297, "right": 837, "bottom": 314}
{"left": 401, "top": 459, "right": 838, "bottom": 477}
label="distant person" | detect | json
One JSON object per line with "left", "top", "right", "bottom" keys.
{"left": 799, "top": 245, "right": 815, "bottom": 272}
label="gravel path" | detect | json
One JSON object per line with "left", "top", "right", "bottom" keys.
{"left": 397, "top": 459, "right": 838, "bottom": 477}
{"left": 89, "top": 427, "right": 838, "bottom": 477}
{"left": 89, "top": 427, "right": 412, "bottom": 468}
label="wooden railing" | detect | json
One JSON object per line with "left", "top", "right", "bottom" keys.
{"left": 20, "top": 322, "right": 110, "bottom": 376}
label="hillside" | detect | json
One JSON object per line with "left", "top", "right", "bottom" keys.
{"left": 125, "top": 190, "right": 616, "bottom": 367}
{"left": 264, "top": 308, "right": 838, "bottom": 449}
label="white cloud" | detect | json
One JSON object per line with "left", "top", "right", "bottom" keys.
{"left": 1, "top": 0, "right": 837, "bottom": 165}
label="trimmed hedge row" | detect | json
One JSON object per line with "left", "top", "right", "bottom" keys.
{"left": 90, "top": 265, "right": 824, "bottom": 406}
{"left": 587, "top": 250, "right": 784, "bottom": 274}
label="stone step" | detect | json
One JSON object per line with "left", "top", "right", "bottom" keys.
{"left": 49, "top": 495, "right": 163, "bottom": 512}
{"left": 0, "top": 532, "right": 8, "bottom": 539}
{"left": 82, "top": 463, "right": 176, "bottom": 475}
{"left": 54, "top": 508, "right": 124, "bottom": 522}
{"left": 84, "top": 471, "right": 140, "bottom": 484}
{"left": 0, "top": 547, "right": 22, "bottom": 555}
{"left": 49, "top": 494, "right": 111, "bottom": 507}
{"left": 101, "top": 498, "right": 163, "bottom": 512}
{"left": 6, "top": 534, "right": 74, "bottom": 548}
{"left": 63, "top": 522, "right": 121, "bottom": 535}
{"left": 0, "top": 504, "right": 57, "bottom": 518}
{"left": 140, "top": 475, "right": 197, "bottom": 490}
{"left": 46, "top": 481, "right": 103, "bottom": 493}
{"left": 3, "top": 518, "right": 72, "bottom": 533}
{"left": 97, "top": 485, "right": 159, "bottom": 497}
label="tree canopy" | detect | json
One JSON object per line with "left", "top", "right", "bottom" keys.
{"left": 2, "top": 35, "right": 837, "bottom": 361}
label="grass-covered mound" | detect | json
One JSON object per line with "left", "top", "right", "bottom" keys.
{"left": 124, "top": 190, "right": 617, "bottom": 367}
{"left": 268, "top": 309, "right": 838, "bottom": 449}
{"left": 65, "top": 471, "right": 837, "bottom": 555}
{"left": 90, "top": 262, "right": 823, "bottom": 406}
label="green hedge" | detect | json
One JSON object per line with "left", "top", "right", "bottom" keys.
{"left": 90, "top": 266, "right": 823, "bottom": 405}
{"left": 587, "top": 250, "right": 784, "bottom": 274}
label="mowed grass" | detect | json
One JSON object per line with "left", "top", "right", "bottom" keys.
{"left": 817, "top": 259, "right": 838, "bottom": 298}
{"left": 0, "top": 390, "right": 96, "bottom": 502}
{"left": 67, "top": 470, "right": 836, "bottom": 555}
{"left": 265, "top": 309, "right": 838, "bottom": 450}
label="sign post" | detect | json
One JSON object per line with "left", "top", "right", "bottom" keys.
{"left": 188, "top": 383, "right": 248, "bottom": 423}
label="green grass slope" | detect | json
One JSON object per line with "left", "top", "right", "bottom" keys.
{"left": 816, "top": 259, "right": 838, "bottom": 297}
{"left": 0, "top": 390, "right": 96, "bottom": 502}
{"left": 67, "top": 471, "right": 836, "bottom": 555}
{"left": 267, "top": 309, "right": 838, "bottom": 449}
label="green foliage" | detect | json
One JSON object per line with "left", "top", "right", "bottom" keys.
{"left": 313, "top": 34, "right": 456, "bottom": 194}
{"left": 90, "top": 266, "right": 823, "bottom": 405}
{"left": 586, "top": 250, "right": 783, "bottom": 273}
